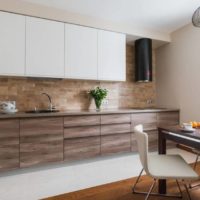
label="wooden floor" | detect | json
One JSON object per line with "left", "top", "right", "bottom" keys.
{"left": 43, "top": 163, "right": 200, "bottom": 200}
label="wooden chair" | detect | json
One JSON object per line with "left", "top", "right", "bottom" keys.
{"left": 132, "top": 124, "right": 199, "bottom": 200}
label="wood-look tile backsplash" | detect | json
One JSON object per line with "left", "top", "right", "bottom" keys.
{"left": 0, "top": 45, "right": 156, "bottom": 111}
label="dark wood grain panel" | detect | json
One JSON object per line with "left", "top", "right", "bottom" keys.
{"left": 101, "top": 133, "right": 131, "bottom": 155}
{"left": 0, "top": 119, "right": 19, "bottom": 171}
{"left": 101, "top": 124, "right": 131, "bottom": 136}
{"left": 101, "top": 114, "right": 131, "bottom": 125}
{"left": 64, "top": 126, "right": 100, "bottom": 139}
{"left": 157, "top": 111, "right": 179, "bottom": 126}
{"left": 64, "top": 115, "right": 100, "bottom": 127}
{"left": 20, "top": 117, "right": 63, "bottom": 168}
{"left": 64, "top": 136, "right": 100, "bottom": 161}
{"left": 131, "top": 113, "right": 157, "bottom": 131}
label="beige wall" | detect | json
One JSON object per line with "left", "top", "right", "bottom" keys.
{"left": 156, "top": 23, "right": 200, "bottom": 122}
{"left": 0, "top": 45, "right": 156, "bottom": 111}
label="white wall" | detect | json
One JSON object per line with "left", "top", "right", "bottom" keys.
{"left": 156, "top": 23, "right": 200, "bottom": 122}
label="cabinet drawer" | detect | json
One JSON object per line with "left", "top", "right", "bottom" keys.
{"left": 131, "top": 133, "right": 138, "bottom": 152}
{"left": 101, "top": 123, "right": 131, "bottom": 136}
{"left": 101, "top": 114, "right": 131, "bottom": 125}
{"left": 64, "top": 136, "right": 100, "bottom": 161}
{"left": 132, "top": 113, "right": 157, "bottom": 131}
{"left": 64, "top": 115, "right": 100, "bottom": 127}
{"left": 157, "top": 112, "right": 179, "bottom": 126}
{"left": 101, "top": 133, "right": 131, "bottom": 155}
{"left": 20, "top": 117, "right": 63, "bottom": 137}
{"left": 64, "top": 126, "right": 100, "bottom": 139}
{"left": 147, "top": 130, "right": 158, "bottom": 152}
{"left": 20, "top": 117, "right": 63, "bottom": 168}
{"left": 0, "top": 119, "right": 19, "bottom": 171}
{"left": 20, "top": 140, "right": 63, "bottom": 168}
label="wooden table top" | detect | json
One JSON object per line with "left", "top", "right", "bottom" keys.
{"left": 158, "top": 125, "right": 200, "bottom": 140}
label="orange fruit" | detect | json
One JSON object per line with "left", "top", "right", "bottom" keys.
{"left": 193, "top": 121, "right": 198, "bottom": 128}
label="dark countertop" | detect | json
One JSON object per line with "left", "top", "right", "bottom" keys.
{"left": 0, "top": 108, "right": 180, "bottom": 119}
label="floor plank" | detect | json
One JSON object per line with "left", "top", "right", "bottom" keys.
{"left": 43, "top": 163, "right": 200, "bottom": 200}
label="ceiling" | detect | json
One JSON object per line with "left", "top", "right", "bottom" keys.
{"left": 22, "top": 0, "right": 200, "bottom": 34}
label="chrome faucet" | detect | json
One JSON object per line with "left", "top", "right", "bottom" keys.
{"left": 41, "top": 93, "right": 54, "bottom": 110}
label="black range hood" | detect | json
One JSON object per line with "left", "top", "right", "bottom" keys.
{"left": 135, "top": 38, "right": 152, "bottom": 82}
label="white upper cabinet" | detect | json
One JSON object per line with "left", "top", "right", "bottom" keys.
{"left": 26, "top": 17, "right": 65, "bottom": 78}
{"left": 0, "top": 12, "right": 25, "bottom": 76}
{"left": 65, "top": 24, "right": 98, "bottom": 80}
{"left": 98, "top": 30, "right": 126, "bottom": 81}
{"left": 0, "top": 11, "right": 126, "bottom": 81}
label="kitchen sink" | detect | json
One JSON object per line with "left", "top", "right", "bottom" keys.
{"left": 25, "top": 109, "right": 60, "bottom": 114}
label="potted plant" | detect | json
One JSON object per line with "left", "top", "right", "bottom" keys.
{"left": 89, "top": 87, "right": 108, "bottom": 111}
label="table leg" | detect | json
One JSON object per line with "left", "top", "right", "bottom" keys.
{"left": 158, "top": 128, "right": 167, "bottom": 194}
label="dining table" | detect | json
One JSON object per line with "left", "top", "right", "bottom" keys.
{"left": 158, "top": 125, "right": 200, "bottom": 194}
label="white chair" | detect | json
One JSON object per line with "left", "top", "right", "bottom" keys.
{"left": 132, "top": 124, "right": 199, "bottom": 200}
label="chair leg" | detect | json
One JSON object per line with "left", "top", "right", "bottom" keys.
{"left": 176, "top": 180, "right": 183, "bottom": 197}
{"left": 132, "top": 168, "right": 144, "bottom": 192}
{"left": 133, "top": 171, "right": 182, "bottom": 198}
{"left": 189, "top": 154, "right": 200, "bottom": 189}
{"left": 193, "top": 154, "right": 199, "bottom": 170}
{"left": 183, "top": 181, "right": 192, "bottom": 200}
{"left": 145, "top": 179, "right": 157, "bottom": 200}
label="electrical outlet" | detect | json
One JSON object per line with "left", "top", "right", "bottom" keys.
{"left": 102, "top": 99, "right": 109, "bottom": 106}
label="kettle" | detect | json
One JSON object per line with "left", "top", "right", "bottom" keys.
{"left": 0, "top": 101, "right": 16, "bottom": 111}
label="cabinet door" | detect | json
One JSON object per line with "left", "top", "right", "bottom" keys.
{"left": 0, "top": 12, "right": 25, "bottom": 76}
{"left": 157, "top": 112, "right": 179, "bottom": 126}
{"left": 26, "top": 17, "right": 64, "bottom": 78}
{"left": 64, "top": 136, "right": 100, "bottom": 161}
{"left": 101, "top": 133, "right": 131, "bottom": 155}
{"left": 101, "top": 124, "right": 131, "bottom": 136}
{"left": 64, "top": 115, "right": 100, "bottom": 127}
{"left": 65, "top": 24, "right": 98, "bottom": 79}
{"left": 20, "top": 117, "right": 63, "bottom": 168}
{"left": 101, "top": 114, "right": 131, "bottom": 125}
{"left": 98, "top": 30, "right": 126, "bottom": 81}
{"left": 0, "top": 119, "right": 19, "bottom": 171}
{"left": 132, "top": 113, "right": 157, "bottom": 131}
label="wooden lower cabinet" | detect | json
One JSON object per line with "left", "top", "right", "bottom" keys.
{"left": 0, "top": 111, "right": 180, "bottom": 172}
{"left": 64, "top": 136, "right": 100, "bottom": 161}
{"left": 0, "top": 119, "right": 19, "bottom": 171}
{"left": 101, "top": 133, "right": 131, "bottom": 155}
{"left": 20, "top": 117, "right": 63, "bottom": 168}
